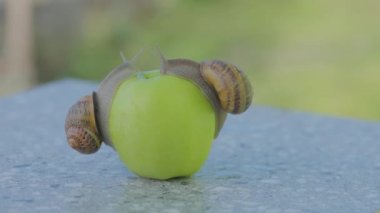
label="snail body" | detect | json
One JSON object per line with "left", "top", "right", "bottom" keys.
{"left": 65, "top": 52, "right": 253, "bottom": 179}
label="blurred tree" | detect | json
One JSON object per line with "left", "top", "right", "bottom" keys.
{"left": 0, "top": 0, "right": 34, "bottom": 95}
{"left": 34, "top": 0, "right": 85, "bottom": 83}
{"left": 0, "top": 0, "right": 379, "bottom": 120}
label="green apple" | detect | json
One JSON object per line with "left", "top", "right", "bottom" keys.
{"left": 109, "top": 70, "right": 215, "bottom": 180}
{"left": 65, "top": 56, "right": 252, "bottom": 180}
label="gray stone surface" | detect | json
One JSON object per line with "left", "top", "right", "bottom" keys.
{"left": 0, "top": 79, "right": 380, "bottom": 213}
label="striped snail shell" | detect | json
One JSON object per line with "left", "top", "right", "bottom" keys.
{"left": 200, "top": 60, "right": 253, "bottom": 114}
{"left": 65, "top": 93, "right": 102, "bottom": 154}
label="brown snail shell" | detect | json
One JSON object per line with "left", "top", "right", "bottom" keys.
{"left": 65, "top": 93, "right": 102, "bottom": 154}
{"left": 200, "top": 60, "right": 253, "bottom": 114}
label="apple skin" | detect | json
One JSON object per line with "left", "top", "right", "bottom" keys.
{"left": 109, "top": 70, "right": 215, "bottom": 180}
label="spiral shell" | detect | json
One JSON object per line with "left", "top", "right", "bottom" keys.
{"left": 200, "top": 60, "right": 253, "bottom": 114}
{"left": 65, "top": 93, "right": 102, "bottom": 154}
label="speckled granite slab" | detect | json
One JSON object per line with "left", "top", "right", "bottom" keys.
{"left": 0, "top": 80, "right": 379, "bottom": 213}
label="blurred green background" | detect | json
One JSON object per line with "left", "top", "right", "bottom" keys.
{"left": 0, "top": 0, "right": 379, "bottom": 120}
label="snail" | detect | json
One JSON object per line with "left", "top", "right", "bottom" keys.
{"left": 65, "top": 59, "right": 138, "bottom": 153}
{"left": 65, "top": 93, "right": 101, "bottom": 154}
{"left": 65, "top": 52, "right": 253, "bottom": 179}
